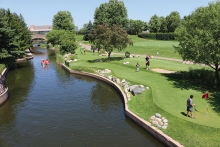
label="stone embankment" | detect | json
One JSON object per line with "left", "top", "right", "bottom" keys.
{"left": 0, "top": 68, "right": 9, "bottom": 105}
{"left": 61, "top": 64, "right": 184, "bottom": 147}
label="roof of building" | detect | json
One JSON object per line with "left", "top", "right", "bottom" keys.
{"left": 29, "top": 25, "right": 52, "bottom": 31}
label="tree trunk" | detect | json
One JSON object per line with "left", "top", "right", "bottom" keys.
{"left": 215, "top": 64, "right": 220, "bottom": 86}
{"left": 108, "top": 51, "right": 111, "bottom": 60}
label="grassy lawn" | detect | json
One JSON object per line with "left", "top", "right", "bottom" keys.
{"left": 62, "top": 40, "right": 220, "bottom": 147}
{"left": 75, "top": 35, "right": 181, "bottom": 59}
{"left": 0, "top": 64, "right": 5, "bottom": 73}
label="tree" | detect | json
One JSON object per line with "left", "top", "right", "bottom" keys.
{"left": 89, "top": 23, "right": 132, "bottom": 59}
{"left": 0, "top": 8, "right": 32, "bottom": 65}
{"left": 59, "top": 31, "right": 77, "bottom": 55}
{"left": 46, "top": 30, "right": 64, "bottom": 46}
{"left": 127, "top": 19, "right": 147, "bottom": 35}
{"left": 46, "top": 30, "right": 77, "bottom": 54}
{"left": 166, "top": 11, "right": 181, "bottom": 32}
{"left": 94, "top": 0, "right": 129, "bottom": 28}
{"left": 174, "top": 1, "right": 220, "bottom": 85}
{"left": 78, "top": 23, "right": 88, "bottom": 35}
{"left": 149, "top": 14, "right": 161, "bottom": 33}
{"left": 159, "top": 16, "right": 168, "bottom": 33}
{"left": 83, "top": 21, "right": 93, "bottom": 41}
{"left": 52, "top": 11, "right": 75, "bottom": 32}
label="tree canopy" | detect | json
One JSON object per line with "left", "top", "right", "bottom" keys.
{"left": 0, "top": 8, "right": 32, "bottom": 65}
{"left": 83, "top": 21, "right": 93, "bottom": 41}
{"left": 166, "top": 11, "right": 181, "bottom": 33}
{"left": 127, "top": 19, "right": 148, "bottom": 35}
{"left": 174, "top": 1, "right": 220, "bottom": 85}
{"left": 149, "top": 14, "right": 161, "bottom": 33}
{"left": 46, "top": 30, "right": 77, "bottom": 55}
{"left": 52, "top": 11, "right": 75, "bottom": 32}
{"left": 94, "top": 0, "right": 128, "bottom": 28}
{"left": 89, "top": 23, "right": 132, "bottom": 59}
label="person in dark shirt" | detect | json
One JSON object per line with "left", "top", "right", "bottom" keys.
{"left": 186, "top": 95, "right": 196, "bottom": 118}
{"left": 145, "top": 55, "right": 150, "bottom": 70}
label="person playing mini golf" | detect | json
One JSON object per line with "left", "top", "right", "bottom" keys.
{"left": 186, "top": 95, "right": 196, "bottom": 118}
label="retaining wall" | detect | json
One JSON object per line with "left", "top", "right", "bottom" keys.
{"left": 0, "top": 68, "right": 9, "bottom": 106}
{"left": 61, "top": 64, "right": 184, "bottom": 147}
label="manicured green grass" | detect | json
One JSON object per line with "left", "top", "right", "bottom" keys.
{"left": 0, "top": 64, "right": 5, "bottom": 73}
{"left": 75, "top": 34, "right": 181, "bottom": 59}
{"left": 65, "top": 46, "right": 220, "bottom": 147}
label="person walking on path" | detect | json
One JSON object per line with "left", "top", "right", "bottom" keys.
{"left": 84, "top": 48, "right": 86, "bottom": 55}
{"left": 136, "top": 62, "right": 140, "bottom": 72}
{"left": 186, "top": 95, "right": 196, "bottom": 118}
{"left": 145, "top": 55, "right": 150, "bottom": 70}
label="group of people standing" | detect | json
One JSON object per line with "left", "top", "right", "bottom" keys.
{"left": 136, "top": 54, "right": 151, "bottom": 72}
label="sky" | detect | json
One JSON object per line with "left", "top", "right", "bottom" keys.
{"left": 0, "top": 0, "right": 214, "bottom": 29}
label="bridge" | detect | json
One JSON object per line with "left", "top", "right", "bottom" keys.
{"left": 32, "top": 34, "right": 46, "bottom": 40}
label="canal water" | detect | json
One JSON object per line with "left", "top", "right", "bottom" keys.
{"left": 0, "top": 48, "right": 165, "bottom": 147}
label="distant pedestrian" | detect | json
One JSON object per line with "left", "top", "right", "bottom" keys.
{"left": 186, "top": 95, "right": 196, "bottom": 118}
{"left": 145, "top": 55, "right": 150, "bottom": 70}
{"left": 136, "top": 62, "right": 140, "bottom": 72}
{"left": 80, "top": 48, "right": 83, "bottom": 54}
{"left": 84, "top": 48, "right": 86, "bottom": 55}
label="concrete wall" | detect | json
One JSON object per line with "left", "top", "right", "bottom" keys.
{"left": 0, "top": 87, "right": 9, "bottom": 105}
{"left": 0, "top": 68, "right": 9, "bottom": 106}
{"left": 61, "top": 64, "right": 184, "bottom": 147}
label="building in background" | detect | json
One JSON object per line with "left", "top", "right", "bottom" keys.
{"left": 29, "top": 25, "right": 52, "bottom": 34}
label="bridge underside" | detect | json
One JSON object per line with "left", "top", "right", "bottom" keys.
{"left": 31, "top": 34, "right": 46, "bottom": 41}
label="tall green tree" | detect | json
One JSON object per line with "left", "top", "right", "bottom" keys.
{"left": 83, "top": 21, "right": 93, "bottom": 41}
{"left": 127, "top": 19, "right": 147, "bottom": 35}
{"left": 149, "top": 14, "right": 161, "bottom": 33}
{"left": 159, "top": 16, "right": 167, "bottom": 33}
{"left": 0, "top": 8, "right": 32, "bottom": 64}
{"left": 59, "top": 31, "right": 77, "bottom": 55}
{"left": 89, "top": 23, "right": 132, "bottom": 59}
{"left": 174, "top": 1, "right": 220, "bottom": 85}
{"left": 52, "top": 11, "right": 75, "bottom": 32}
{"left": 94, "top": 0, "right": 129, "bottom": 28}
{"left": 166, "top": 11, "right": 181, "bottom": 32}
{"left": 46, "top": 30, "right": 64, "bottom": 46}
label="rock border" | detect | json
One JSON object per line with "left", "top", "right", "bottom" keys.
{"left": 61, "top": 64, "right": 184, "bottom": 147}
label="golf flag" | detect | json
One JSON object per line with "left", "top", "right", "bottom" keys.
{"left": 202, "top": 92, "right": 209, "bottom": 99}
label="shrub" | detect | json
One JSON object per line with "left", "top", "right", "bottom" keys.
{"left": 56, "top": 54, "right": 65, "bottom": 64}
{"left": 138, "top": 33, "right": 175, "bottom": 40}
{"left": 69, "top": 66, "right": 96, "bottom": 73}
{"left": 68, "top": 54, "right": 77, "bottom": 60}
{"left": 125, "top": 51, "right": 130, "bottom": 58}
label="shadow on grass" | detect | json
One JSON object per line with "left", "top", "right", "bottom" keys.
{"left": 88, "top": 57, "right": 124, "bottom": 63}
{"left": 162, "top": 71, "right": 220, "bottom": 114}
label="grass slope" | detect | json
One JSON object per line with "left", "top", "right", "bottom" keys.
{"left": 68, "top": 36, "right": 220, "bottom": 147}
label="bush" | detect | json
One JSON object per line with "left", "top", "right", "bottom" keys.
{"left": 138, "top": 33, "right": 175, "bottom": 40}
{"left": 56, "top": 54, "right": 65, "bottom": 64}
{"left": 68, "top": 54, "right": 78, "bottom": 60}
{"left": 125, "top": 51, "right": 130, "bottom": 58}
{"left": 69, "top": 66, "right": 96, "bottom": 73}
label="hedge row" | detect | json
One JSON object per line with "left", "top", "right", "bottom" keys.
{"left": 138, "top": 33, "right": 175, "bottom": 40}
